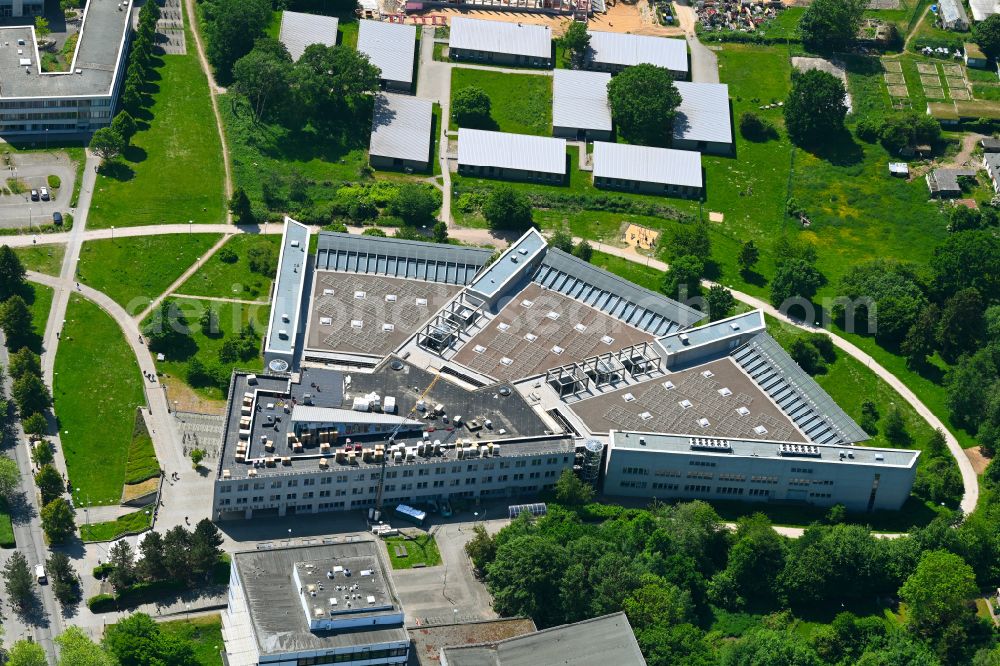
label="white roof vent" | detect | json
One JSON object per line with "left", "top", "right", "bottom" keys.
{"left": 679, "top": 334, "right": 690, "bottom": 344}
{"left": 697, "top": 417, "right": 710, "bottom": 428}
{"left": 291, "top": 240, "right": 300, "bottom": 247}
{"left": 679, "top": 399, "right": 693, "bottom": 409}
{"left": 278, "top": 329, "right": 288, "bottom": 339}
{"left": 281, "top": 313, "right": 290, "bottom": 322}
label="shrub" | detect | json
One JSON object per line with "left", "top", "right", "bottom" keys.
{"left": 47, "top": 174, "right": 61, "bottom": 189}
{"left": 739, "top": 112, "right": 777, "bottom": 141}
{"left": 855, "top": 114, "right": 884, "bottom": 142}
{"left": 87, "top": 593, "right": 115, "bottom": 611}
{"left": 217, "top": 246, "right": 238, "bottom": 264}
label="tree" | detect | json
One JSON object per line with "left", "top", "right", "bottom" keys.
{"left": 8, "top": 640, "right": 47, "bottom": 666}
{"left": 3, "top": 550, "right": 33, "bottom": 610}
{"left": 770, "top": 258, "right": 824, "bottom": 307}
{"left": 835, "top": 260, "right": 927, "bottom": 344}
{"left": 549, "top": 227, "right": 574, "bottom": 253}
{"left": 0, "top": 295, "right": 33, "bottom": 350}
{"left": 0, "top": 245, "right": 26, "bottom": 300}
{"left": 724, "top": 515, "right": 787, "bottom": 603}
{"left": 669, "top": 223, "right": 711, "bottom": 262}
{"left": 12, "top": 373, "right": 51, "bottom": 419}
{"left": 40, "top": 497, "right": 75, "bottom": 544}
{"left": 784, "top": 69, "right": 848, "bottom": 146}
{"left": 31, "top": 440, "right": 53, "bottom": 467}
{"left": 975, "top": 14, "right": 1000, "bottom": 58}
{"left": 142, "top": 299, "right": 189, "bottom": 354}
{"left": 483, "top": 186, "right": 533, "bottom": 231}
{"left": 163, "top": 525, "right": 193, "bottom": 582}
{"left": 878, "top": 112, "right": 941, "bottom": 155}
{"left": 789, "top": 338, "right": 821, "bottom": 375}
{"left": 361, "top": 227, "right": 386, "bottom": 237}
{"left": 929, "top": 230, "right": 1000, "bottom": 302}
{"left": 190, "top": 447, "right": 206, "bottom": 468}
{"left": 624, "top": 579, "right": 694, "bottom": 630}
{"left": 103, "top": 611, "right": 199, "bottom": 666}
{"left": 882, "top": 406, "right": 908, "bottom": 445}
{"left": 935, "top": 288, "right": 986, "bottom": 362}
{"left": 22, "top": 413, "right": 48, "bottom": 437}
{"left": 722, "top": 628, "right": 821, "bottom": 666}
{"left": 8, "top": 347, "right": 41, "bottom": 381}
{"left": 607, "top": 64, "right": 682, "bottom": 146}
{"left": 465, "top": 524, "right": 497, "bottom": 573}
{"left": 108, "top": 540, "right": 137, "bottom": 592}
{"left": 232, "top": 39, "right": 293, "bottom": 121}
{"left": 190, "top": 519, "right": 224, "bottom": 578}
{"left": 203, "top": 0, "right": 271, "bottom": 82}
{"left": 706, "top": 285, "right": 736, "bottom": 321}
{"left": 486, "top": 535, "right": 570, "bottom": 628}
{"left": 247, "top": 243, "right": 277, "bottom": 276}
{"left": 110, "top": 111, "right": 137, "bottom": 144}
{"left": 561, "top": 21, "right": 591, "bottom": 68}
{"left": 451, "top": 86, "right": 492, "bottom": 128}
{"left": 554, "top": 469, "right": 594, "bottom": 505}
{"left": 56, "top": 626, "right": 117, "bottom": 666}
{"left": 860, "top": 400, "right": 880, "bottom": 436}
{"left": 34, "top": 16, "right": 50, "bottom": 39}
{"left": 902, "top": 304, "right": 940, "bottom": 369}
{"left": 738, "top": 240, "right": 760, "bottom": 274}
{"left": 34, "top": 464, "right": 63, "bottom": 506}
{"left": 138, "top": 530, "right": 167, "bottom": 581}
{"left": 89, "top": 127, "right": 126, "bottom": 163}
{"left": 47, "top": 552, "right": 81, "bottom": 606}
{"left": 388, "top": 184, "right": 440, "bottom": 226}
{"left": 200, "top": 306, "right": 219, "bottom": 337}
{"left": 899, "top": 550, "right": 977, "bottom": 636}
{"left": 945, "top": 348, "right": 998, "bottom": 431}
{"left": 229, "top": 187, "right": 255, "bottom": 225}
{"left": 798, "top": 0, "right": 867, "bottom": 52}
{"left": 0, "top": 456, "right": 19, "bottom": 503}
{"left": 662, "top": 255, "right": 704, "bottom": 300}
{"left": 432, "top": 221, "right": 449, "bottom": 244}
{"left": 572, "top": 239, "right": 593, "bottom": 262}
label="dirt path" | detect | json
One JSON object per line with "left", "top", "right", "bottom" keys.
{"left": 184, "top": 0, "right": 234, "bottom": 218}
{"left": 944, "top": 132, "right": 987, "bottom": 169}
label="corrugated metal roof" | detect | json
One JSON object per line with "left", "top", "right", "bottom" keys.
{"left": 940, "top": 0, "right": 969, "bottom": 25}
{"left": 458, "top": 129, "right": 567, "bottom": 175}
{"left": 673, "top": 81, "right": 733, "bottom": 146}
{"left": 586, "top": 31, "right": 687, "bottom": 73}
{"left": 449, "top": 17, "right": 552, "bottom": 58}
{"left": 552, "top": 69, "right": 612, "bottom": 132}
{"left": 441, "top": 613, "right": 646, "bottom": 666}
{"left": 369, "top": 93, "right": 433, "bottom": 164}
{"left": 279, "top": 10, "right": 339, "bottom": 61}
{"left": 732, "top": 333, "right": 871, "bottom": 445}
{"left": 592, "top": 141, "right": 702, "bottom": 189}
{"left": 532, "top": 248, "right": 704, "bottom": 335}
{"left": 357, "top": 19, "right": 416, "bottom": 85}
{"left": 971, "top": 0, "right": 999, "bottom": 21}
{"left": 315, "top": 232, "right": 492, "bottom": 285}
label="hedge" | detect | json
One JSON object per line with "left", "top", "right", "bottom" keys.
{"left": 87, "top": 579, "right": 186, "bottom": 613}
{"left": 47, "top": 174, "right": 61, "bottom": 189}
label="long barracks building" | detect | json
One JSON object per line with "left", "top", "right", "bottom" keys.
{"left": 211, "top": 221, "right": 918, "bottom": 520}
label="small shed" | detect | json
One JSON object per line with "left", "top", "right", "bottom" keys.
{"left": 889, "top": 162, "right": 909, "bottom": 177}
{"left": 926, "top": 167, "right": 977, "bottom": 197}
{"left": 939, "top": 0, "right": 970, "bottom": 31}
{"left": 965, "top": 42, "right": 989, "bottom": 68}
{"left": 982, "top": 137, "right": 1000, "bottom": 152}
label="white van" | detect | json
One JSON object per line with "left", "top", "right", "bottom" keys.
{"left": 34, "top": 564, "right": 46, "bottom": 584}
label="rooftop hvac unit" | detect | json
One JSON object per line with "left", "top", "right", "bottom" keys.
{"left": 679, "top": 334, "right": 690, "bottom": 345}
{"left": 278, "top": 329, "right": 288, "bottom": 339}
{"left": 282, "top": 313, "right": 290, "bottom": 322}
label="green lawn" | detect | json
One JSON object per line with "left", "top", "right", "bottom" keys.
{"left": 76, "top": 234, "right": 222, "bottom": 311}
{"left": 384, "top": 534, "right": 442, "bottom": 569}
{"left": 147, "top": 297, "right": 270, "bottom": 400}
{"left": 124, "top": 409, "right": 160, "bottom": 485}
{"left": 80, "top": 508, "right": 153, "bottom": 542}
{"left": 0, "top": 499, "right": 15, "bottom": 548}
{"left": 590, "top": 250, "right": 664, "bottom": 292}
{"left": 55, "top": 295, "right": 146, "bottom": 506}
{"left": 449, "top": 68, "right": 553, "bottom": 136}
{"left": 13, "top": 243, "right": 65, "bottom": 276}
{"left": 159, "top": 615, "right": 224, "bottom": 665}
{"left": 88, "top": 24, "right": 226, "bottom": 229}
{"left": 177, "top": 234, "right": 279, "bottom": 300}
{"left": 25, "top": 282, "right": 53, "bottom": 354}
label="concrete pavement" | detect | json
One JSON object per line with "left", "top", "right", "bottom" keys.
{"left": 674, "top": 3, "right": 719, "bottom": 83}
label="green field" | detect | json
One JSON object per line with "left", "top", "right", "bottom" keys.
{"left": 0, "top": 499, "right": 14, "bottom": 548}
{"left": 147, "top": 297, "right": 270, "bottom": 400}
{"left": 12, "top": 244, "right": 65, "bottom": 276}
{"left": 25, "top": 282, "right": 53, "bottom": 354}
{"left": 159, "top": 615, "right": 224, "bottom": 666}
{"left": 88, "top": 24, "right": 226, "bottom": 229}
{"left": 449, "top": 68, "right": 553, "bottom": 136}
{"left": 76, "top": 234, "right": 222, "bottom": 311}
{"left": 124, "top": 409, "right": 160, "bottom": 485}
{"left": 80, "top": 508, "right": 153, "bottom": 542}
{"left": 384, "top": 534, "right": 442, "bottom": 569}
{"left": 55, "top": 295, "right": 146, "bottom": 505}
{"left": 177, "top": 234, "right": 279, "bottom": 300}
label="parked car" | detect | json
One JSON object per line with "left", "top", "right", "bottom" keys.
{"left": 39, "top": 187, "right": 49, "bottom": 201}
{"left": 34, "top": 564, "right": 46, "bottom": 584}
{"left": 30, "top": 189, "right": 38, "bottom": 201}
{"left": 52, "top": 212, "right": 62, "bottom": 226}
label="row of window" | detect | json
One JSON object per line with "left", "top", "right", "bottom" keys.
{"left": 295, "top": 646, "right": 408, "bottom": 663}
{"left": 618, "top": 483, "right": 777, "bottom": 500}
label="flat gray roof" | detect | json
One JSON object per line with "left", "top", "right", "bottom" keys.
{"left": 468, "top": 228, "right": 546, "bottom": 299}
{"left": 449, "top": 17, "right": 551, "bottom": 59}
{"left": 370, "top": 93, "right": 433, "bottom": 164}
{"left": 586, "top": 31, "right": 687, "bottom": 73}
{"left": 458, "top": 128, "right": 566, "bottom": 175}
{"left": 0, "top": 0, "right": 131, "bottom": 99}
{"left": 279, "top": 10, "right": 339, "bottom": 61}
{"left": 611, "top": 430, "right": 920, "bottom": 468}
{"left": 357, "top": 19, "right": 415, "bottom": 85}
{"left": 408, "top": 619, "right": 537, "bottom": 666}
{"left": 533, "top": 248, "right": 704, "bottom": 336}
{"left": 657, "top": 310, "right": 765, "bottom": 354}
{"left": 264, "top": 218, "right": 311, "bottom": 358}
{"left": 315, "top": 232, "right": 491, "bottom": 285}
{"left": 552, "top": 69, "right": 612, "bottom": 133}
{"left": 592, "top": 141, "right": 702, "bottom": 189}
{"left": 232, "top": 542, "right": 408, "bottom": 656}
{"left": 673, "top": 81, "right": 733, "bottom": 146}
{"left": 441, "top": 613, "right": 646, "bottom": 666}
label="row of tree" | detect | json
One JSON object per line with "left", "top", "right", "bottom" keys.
{"left": 467, "top": 487, "right": 1000, "bottom": 665}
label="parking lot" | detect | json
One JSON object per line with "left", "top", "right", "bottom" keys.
{"left": 0, "top": 150, "right": 78, "bottom": 230}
